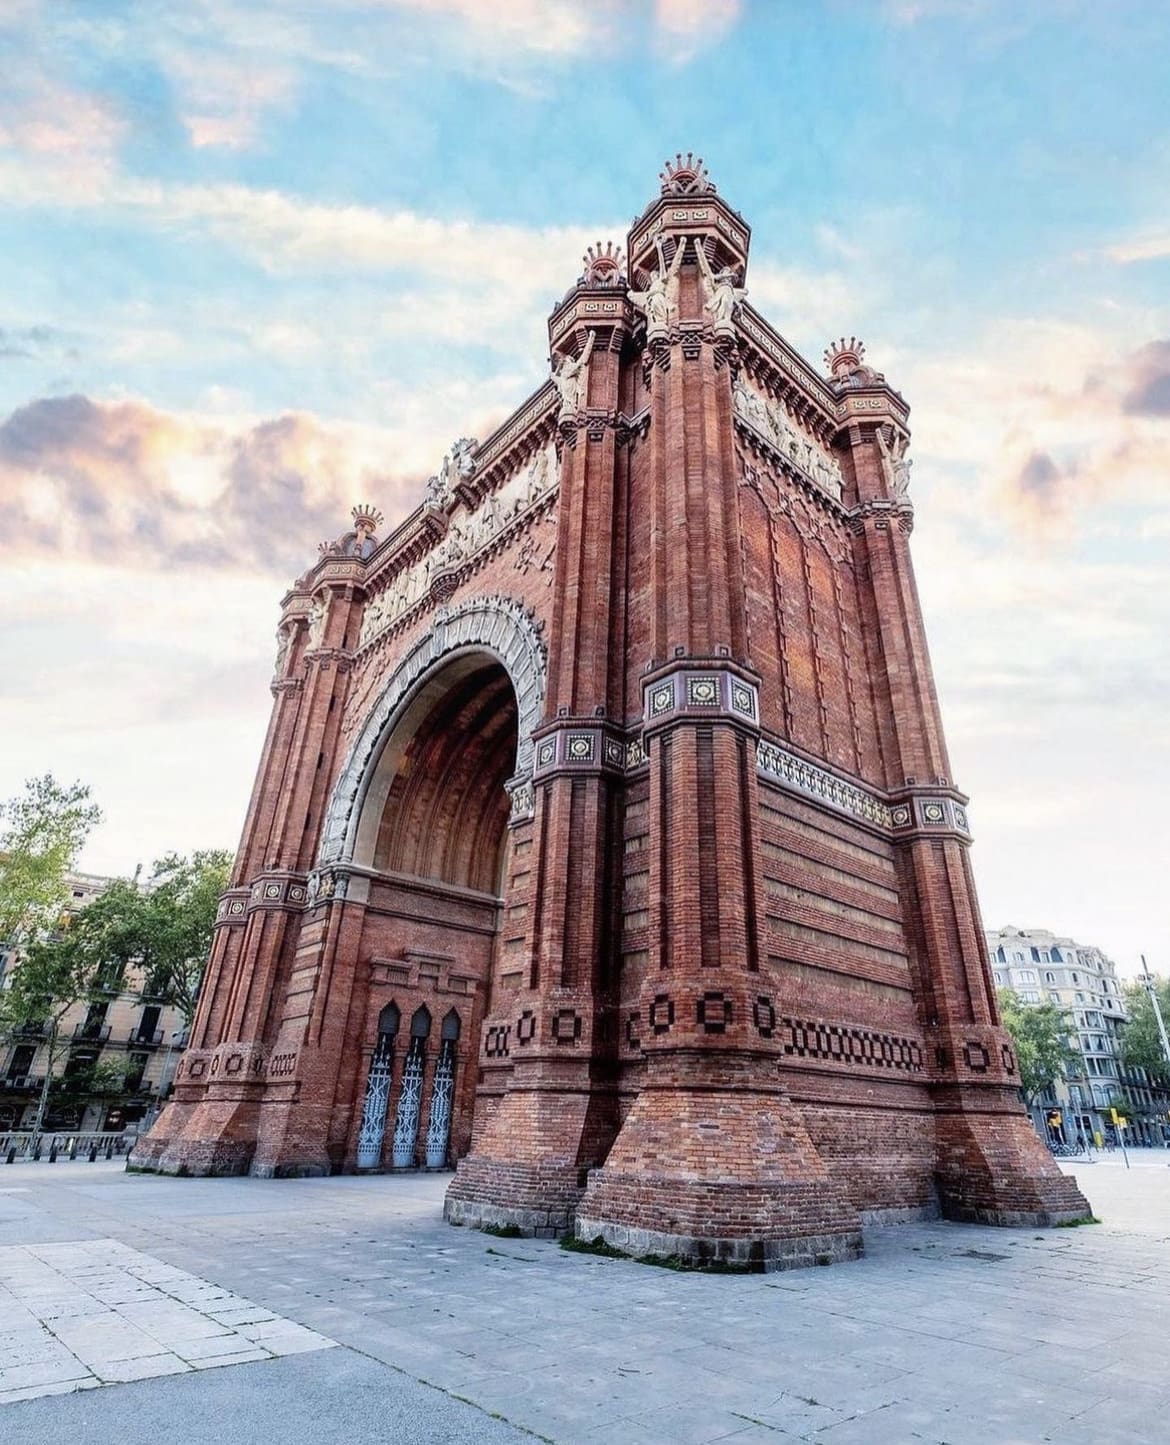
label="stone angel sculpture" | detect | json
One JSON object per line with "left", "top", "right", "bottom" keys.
{"left": 695, "top": 238, "right": 746, "bottom": 332}
{"left": 876, "top": 427, "right": 913, "bottom": 499}
{"left": 552, "top": 330, "right": 595, "bottom": 420}
{"left": 628, "top": 233, "right": 687, "bottom": 336}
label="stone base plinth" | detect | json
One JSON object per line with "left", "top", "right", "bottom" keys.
{"left": 573, "top": 1059, "right": 864, "bottom": 1270}
{"left": 134, "top": 1096, "right": 262, "bottom": 1177}
{"left": 935, "top": 1095, "right": 1093, "bottom": 1226}
{"left": 444, "top": 1157, "right": 585, "bottom": 1237}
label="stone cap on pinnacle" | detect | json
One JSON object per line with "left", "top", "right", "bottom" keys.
{"left": 823, "top": 337, "right": 893, "bottom": 392}
{"left": 659, "top": 152, "right": 716, "bottom": 196}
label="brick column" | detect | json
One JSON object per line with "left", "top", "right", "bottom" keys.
{"left": 445, "top": 297, "right": 629, "bottom": 1232}
{"left": 576, "top": 223, "right": 863, "bottom": 1268}
{"left": 840, "top": 386, "right": 1088, "bottom": 1224}
{"left": 135, "top": 534, "right": 374, "bottom": 1177}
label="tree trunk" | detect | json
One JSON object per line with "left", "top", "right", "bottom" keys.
{"left": 32, "top": 1020, "right": 57, "bottom": 1140}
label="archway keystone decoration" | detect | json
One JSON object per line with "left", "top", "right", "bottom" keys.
{"left": 134, "top": 163, "right": 1089, "bottom": 1263}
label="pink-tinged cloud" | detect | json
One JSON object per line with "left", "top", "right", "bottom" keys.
{"left": 0, "top": 71, "right": 125, "bottom": 176}
{"left": 0, "top": 394, "right": 422, "bottom": 576}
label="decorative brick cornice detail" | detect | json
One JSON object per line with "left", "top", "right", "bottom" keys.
{"left": 319, "top": 596, "right": 548, "bottom": 865}
{"left": 244, "top": 872, "right": 309, "bottom": 913}
{"left": 847, "top": 498, "right": 915, "bottom": 535}
{"left": 532, "top": 720, "right": 631, "bottom": 780}
{"left": 734, "top": 306, "right": 840, "bottom": 424}
{"left": 214, "top": 888, "right": 251, "bottom": 927}
{"left": 368, "top": 950, "right": 479, "bottom": 1000}
{"left": 889, "top": 791, "right": 972, "bottom": 839}
{"left": 640, "top": 661, "right": 761, "bottom": 737}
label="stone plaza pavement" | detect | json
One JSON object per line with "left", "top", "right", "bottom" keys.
{"left": 0, "top": 1155, "right": 1167, "bottom": 1444}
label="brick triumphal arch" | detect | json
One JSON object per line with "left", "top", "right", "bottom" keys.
{"left": 136, "top": 159, "right": 1088, "bottom": 1265}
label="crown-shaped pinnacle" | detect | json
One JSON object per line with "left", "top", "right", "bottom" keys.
{"left": 659, "top": 152, "right": 715, "bottom": 196}
{"left": 824, "top": 337, "right": 866, "bottom": 378}
{"left": 351, "top": 503, "right": 384, "bottom": 534}
{"left": 581, "top": 240, "right": 626, "bottom": 286}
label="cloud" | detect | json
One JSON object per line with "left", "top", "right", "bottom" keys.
{"left": 1014, "top": 449, "right": 1064, "bottom": 507}
{"left": 653, "top": 0, "right": 741, "bottom": 61}
{"left": 0, "top": 394, "right": 421, "bottom": 575}
{"left": 161, "top": 46, "right": 295, "bottom": 150}
{"left": 1119, "top": 339, "right": 1170, "bottom": 416}
{"left": 0, "top": 70, "right": 125, "bottom": 180}
{"left": 383, "top": 0, "right": 599, "bottom": 56}
{"left": 1103, "top": 230, "right": 1170, "bottom": 265}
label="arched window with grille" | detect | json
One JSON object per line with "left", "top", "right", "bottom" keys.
{"left": 425, "top": 1009, "right": 462, "bottom": 1168}
{"left": 356, "top": 1002, "right": 400, "bottom": 1168}
{"left": 392, "top": 1006, "right": 431, "bottom": 1167}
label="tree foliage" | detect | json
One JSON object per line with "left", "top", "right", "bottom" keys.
{"left": 997, "top": 989, "right": 1080, "bottom": 1105}
{"left": 1121, "top": 977, "right": 1170, "bottom": 1084}
{"left": 135, "top": 851, "right": 233, "bottom": 1025}
{"left": 0, "top": 775, "right": 102, "bottom": 946}
{"left": 35, "top": 850, "right": 233, "bottom": 1028}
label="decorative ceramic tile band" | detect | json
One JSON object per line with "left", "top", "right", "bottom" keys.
{"left": 757, "top": 738, "right": 894, "bottom": 831}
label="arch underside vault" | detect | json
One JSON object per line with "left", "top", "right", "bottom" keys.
{"left": 371, "top": 658, "right": 517, "bottom": 893}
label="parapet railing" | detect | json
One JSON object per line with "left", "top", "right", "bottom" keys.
{"left": 0, "top": 1130, "right": 137, "bottom": 1164}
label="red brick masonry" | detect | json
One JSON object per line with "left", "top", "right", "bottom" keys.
{"left": 135, "top": 160, "right": 1090, "bottom": 1265}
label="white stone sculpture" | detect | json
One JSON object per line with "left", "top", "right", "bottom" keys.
{"left": 273, "top": 623, "right": 294, "bottom": 678}
{"left": 628, "top": 234, "right": 687, "bottom": 337}
{"left": 307, "top": 595, "right": 327, "bottom": 648}
{"left": 695, "top": 239, "right": 746, "bottom": 332}
{"left": 877, "top": 427, "right": 912, "bottom": 498}
{"left": 553, "top": 330, "right": 595, "bottom": 419}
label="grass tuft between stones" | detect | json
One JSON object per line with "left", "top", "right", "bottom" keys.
{"left": 477, "top": 1222, "right": 525, "bottom": 1238}
{"left": 1053, "top": 1215, "right": 1102, "bottom": 1228}
{"left": 560, "top": 1234, "right": 758, "bottom": 1273}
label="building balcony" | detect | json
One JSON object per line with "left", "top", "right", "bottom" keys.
{"left": 1, "top": 1074, "right": 45, "bottom": 1094}
{"left": 71, "top": 1023, "right": 111, "bottom": 1044}
{"left": 125, "top": 1028, "right": 164, "bottom": 1049}
{"left": 11, "top": 1021, "right": 49, "bottom": 1039}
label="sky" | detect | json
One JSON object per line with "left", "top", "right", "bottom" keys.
{"left": 1, "top": 0, "right": 1168, "bottom": 977}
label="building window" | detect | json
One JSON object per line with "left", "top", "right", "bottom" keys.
{"left": 1051, "top": 947, "right": 1063, "bottom": 962}
{"left": 1048, "top": 991, "right": 1061, "bottom": 1003}
{"left": 994, "top": 972, "right": 1005, "bottom": 986}
{"left": 1020, "top": 990, "right": 1040, "bottom": 1003}
{"left": 1018, "top": 970, "right": 1037, "bottom": 983}
{"left": 1045, "top": 972, "right": 1056, "bottom": 983}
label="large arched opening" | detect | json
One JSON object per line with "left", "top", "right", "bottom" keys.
{"left": 363, "top": 655, "right": 518, "bottom": 889}
{"left": 344, "top": 652, "right": 520, "bottom": 1171}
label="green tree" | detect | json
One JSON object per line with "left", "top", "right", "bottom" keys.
{"left": 1121, "top": 978, "right": 1170, "bottom": 1084}
{"left": 136, "top": 851, "right": 232, "bottom": 1025}
{"left": 997, "top": 989, "right": 1080, "bottom": 1106}
{"left": 0, "top": 775, "right": 102, "bottom": 948}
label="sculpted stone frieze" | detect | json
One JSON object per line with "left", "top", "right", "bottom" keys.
{"left": 732, "top": 376, "right": 843, "bottom": 503}
{"left": 359, "top": 442, "right": 559, "bottom": 649}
